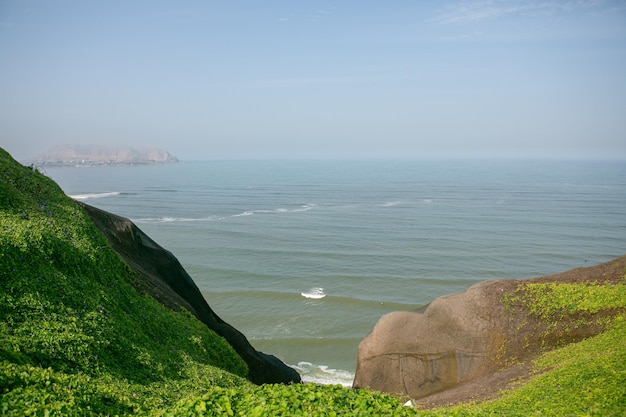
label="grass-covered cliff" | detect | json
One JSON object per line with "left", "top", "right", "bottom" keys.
{"left": 1, "top": 146, "right": 625, "bottom": 416}
{"left": 0, "top": 148, "right": 249, "bottom": 414}
{"left": 0, "top": 148, "right": 415, "bottom": 415}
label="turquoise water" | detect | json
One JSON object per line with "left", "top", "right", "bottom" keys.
{"left": 46, "top": 159, "right": 626, "bottom": 385}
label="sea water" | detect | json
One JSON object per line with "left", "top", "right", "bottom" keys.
{"left": 44, "top": 159, "right": 626, "bottom": 385}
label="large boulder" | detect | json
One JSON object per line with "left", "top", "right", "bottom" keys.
{"left": 79, "top": 202, "right": 301, "bottom": 385}
{"left": 353, "top": 256, "right": 626, "bottom": 400}
{"left": 353, "top": 280, "right": 504, "bottom": 398}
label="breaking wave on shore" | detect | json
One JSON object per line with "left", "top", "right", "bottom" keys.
{"left": 292, "top": 361, "right": 354, "bottom": 387}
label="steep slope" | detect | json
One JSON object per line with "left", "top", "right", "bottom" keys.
{"left": 0, "top": 148, "right": 250, "bottom": 414}
{"left": 78, "top": 202, "right": 300, "bottom": 384}
{"left": 0, "top": 147, "right": 418, "bottom": 416}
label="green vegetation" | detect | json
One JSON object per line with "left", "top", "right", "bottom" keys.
{"left": 418, "top": 281, "right": 626, "bottom": 416}
{"left": 503, "top": 279, "right": 626, "bottom": 321}
{"left": 417, "top": 316, "right": 626, "bottom": 417}
{"left": 0, "top": 149, "right": 249, "bottom": 415}
{"left": 168, "top": 383, "right": 417, "bottom": 417}
{"left": 1, "top": 146, "right": 625, "bottom": 416}
{"left": 0, "top": 148, "right": 416, "bottom": 415}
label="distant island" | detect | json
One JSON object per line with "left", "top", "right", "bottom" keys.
{"left": 33, "top": 144, "right": 179, "bottom": 167}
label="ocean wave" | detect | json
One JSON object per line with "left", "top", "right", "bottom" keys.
{"left": 133, "top": 204, "right": 316, "bottom": 224}
{"left": 301, "top": 287, "right": 326, "bottom": 299}
{"left": 292, "top": 361, "right": 354, "bottom": 387}
{"left": 133, "top": 215, "right": 223, "bottom": 224}
{"left": 203, "top": 289, "right": 420, "bottom": 310}
{"left": 144, "top": 188, "right": 178, "bottom": 192}
{"left": 69, "top": 191, "right": 121, "bottom": 200}
{"left": 232, "top": 211, "right": 254, "bottom": 217}
{"left": 233, "top": 204, "right": 315, "bottom": 218}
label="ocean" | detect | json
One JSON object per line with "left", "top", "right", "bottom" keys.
{"left": 44, "top": 159, "right": 626, "bottom": 386}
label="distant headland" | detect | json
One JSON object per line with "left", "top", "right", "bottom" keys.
{"left": 32, "top": 144, "right": 179, "bottom": 167}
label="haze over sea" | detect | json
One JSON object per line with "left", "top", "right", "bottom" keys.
{"left": 46, "top": 159, "right": 626, "bottom": 385}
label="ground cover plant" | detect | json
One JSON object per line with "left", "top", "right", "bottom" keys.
{"left": 1, "top": 146, "right": 625, "bottom": 416}
{"left": 416, "top": 278, "right": 626, "bottom": 416}
{"left": 0, "top": 148, "right": 249, "bottom": 415}
{"left": 0, "top": 148, "right": 417, "bottom": 416}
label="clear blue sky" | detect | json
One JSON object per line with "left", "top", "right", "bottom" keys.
{"left": 1, "top": 1, "right": 625, "bottom": 161}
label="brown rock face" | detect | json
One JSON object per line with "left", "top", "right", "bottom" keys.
{"left": 353, "top": 256, "right": 626, "bottom": 401}
{"left": 78, "top": 202, "right": 301, "bottom": 385}
{"left": 353, "top": 281, "right": 503, "bottom": 398}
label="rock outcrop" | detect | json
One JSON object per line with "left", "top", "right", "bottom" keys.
{"left": 353, "top": 281, "right": 504, "bottom": 399}
{"left": 353, "top": 256, "right": 626, "bottom": 401}
{"left": 78, "top": 202, "right": 301, "bottom": 385}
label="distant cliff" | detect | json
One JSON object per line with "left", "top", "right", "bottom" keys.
{"left": 33, "top": 144, "right": 178, "bottom": 166}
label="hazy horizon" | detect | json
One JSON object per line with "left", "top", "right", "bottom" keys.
{"left": 2, "top": 1, "right": 625, "bottom": 162}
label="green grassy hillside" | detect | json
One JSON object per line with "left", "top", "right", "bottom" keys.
{"left": 1, "top": 147, "right": 624, "bottom": 416}
{"left": 0, "top": 149, "right": 251, "bottom": 415}
{"left": 0, "top": 149, "right": 416, "bottom": 416}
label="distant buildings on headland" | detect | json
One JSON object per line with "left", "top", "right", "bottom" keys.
{"left": 32, "top": 145, "right": 179, "bottom": 167}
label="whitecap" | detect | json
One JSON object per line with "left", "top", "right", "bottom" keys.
{"left": 286, "top": 204, "right": 314, "bottom": 213}
{"left": 133, "top": 216, "right": 222, "bottom": 224}
{"left": 301, "top": 287, "right": 326, "bottom": 299}
{"left": 132, "top": 217, "right": 176, "bottom": 224}
{"left": 69, "top": 191, "right": 120, "bottom": 200}
{"left": 229, "top": 205, "right": 314, "bottom": 218}
{"left": 232, "top": 211, "right": 254, "bottom": 217}
{"left": 176, "top": 216, "right": 223, "bottom": 222}
{"left": 293, "top": 204, "right": 314, "bottom": 212}
{"left": 292, "top": 361, "right": 354, "bottom": 387}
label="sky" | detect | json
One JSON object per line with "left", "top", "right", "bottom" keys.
{"left": 1, "top": 0, "right": 625, "bottom": 161}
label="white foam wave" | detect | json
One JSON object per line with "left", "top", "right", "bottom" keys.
{"left": 381, "top": 201, "right": 401, "bottom": 207}
{"left": 133, "top": 204, "right": 315, "bottom": 224}
{"left": 301, "top": 287, "right": 326, "bottom": 299}
{"left": 70, "top": 191, "right": 120, "bottom": 200}
{"left": 233, "top": 211, "right": 254, "bottom": 217}
{"left": 291, "top": 204, "right": 314, "bottom": 212}
{"left": 133, "top": 216, "right": 222, "bottom": 223}
{"left": 293, "top": 362, "right": 354, "bottom": 387}
{"left": 235, "top": 205, "right": 314, "bottom": 217}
